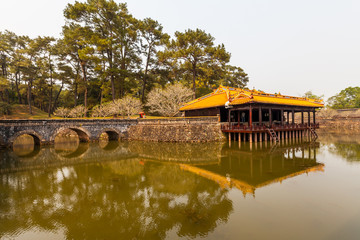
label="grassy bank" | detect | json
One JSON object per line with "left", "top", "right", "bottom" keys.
{"left": 1, "top": 104, "right": 49, "bottom": 119}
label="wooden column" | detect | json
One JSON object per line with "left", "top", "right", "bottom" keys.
{"left": 292, "top": 110, "right": 295, "bottom": 124}
{"left": 287, "top": 111, "right": 290, "bottom": 124}
{"left": 281, "top": 109, "right": 284, "bottom": 125}
{"left": 308, "top": 111, "right": 311, "bottom": 126}
{"left": 255, "top": 133, "right": 258, "bottom": 142}
{"left": 249, "top": 133, "right": 253, "bottom": 143}
{"left": 301, "top": 111, "right": 304, "bottom": 124}
{"left": 269, "top": 108, "right": 272, "bottom": 126}
{"left": 249, "top": 106, "right": 253, "bottom": 129}
{"left": 313, "top": 109, "right": 316, "bottom": 124}
{"left": 259, "top": 107, "right": 262, "bottom": 125}
{"left": 260, "top": 132, "right": 263, "bottom": 142}
{"left": 228, "top": 110, "right": 232, "bottom": 130}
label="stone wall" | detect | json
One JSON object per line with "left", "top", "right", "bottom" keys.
{"left": 317, "top": 118, "right": 360, "bottom": 133}
{"left": 128, "top": 117, "right": 226, "bottom": 142}
{"left": 316, "top": 108, "right": 360, "bottom": 133}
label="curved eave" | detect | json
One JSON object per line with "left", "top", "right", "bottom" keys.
{"left": 179, "top": 104, "right": 223, "bottom": 111}
{"left": 230, "top": 97, "right": 324, "bottom": 108}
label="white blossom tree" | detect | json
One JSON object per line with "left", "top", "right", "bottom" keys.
{"left": 114, "top": 96, "right": 142, "bottom": 118}
{"left": 53, "top": 107, "right": 71, "bottom": 118}
{"left": 146, "top": 83, "right": 193, "bottom": 117}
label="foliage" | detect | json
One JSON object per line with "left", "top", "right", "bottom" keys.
{"left": 91, "top": 103, "right": 114, "bottom": 117}
{"left": 0, "top": 102, "right": 12, "bottom": 115}
{"left": 160, "top": 29, "right": 248, "bottom": 98}
{"left": 328, "top": 87, "right": 360, "bottom": 109}
{"left": 0, "top": 0, "right": 249, "bottom": 118}
{"left": 114, "top": 96, "right": 142, "bottom": 118}
{"left": 53, "top": 107, "right": 71, "bottom": 118}
{"left": 146, "top": 83, "right": 193, "bottom": 117}
{"left": 69, "top": 105, "right": 87, "bottom": 118}
{"left": 303, "top": 91, "right": 324, "bottom": 100}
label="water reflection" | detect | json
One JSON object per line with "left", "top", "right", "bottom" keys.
{"left": 319, "top": 133, "right": 360, "bottom": 163}
{"left": 184, "top": 142, "right": 324, "bottom": 197}
{"left": 0, "top": 139, "right": 327, "bottom": 239}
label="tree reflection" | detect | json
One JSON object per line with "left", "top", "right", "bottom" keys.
{"left": 0, "top": 140, "right": 326, "bottom": 239}
{"left": 320, "top": 133, "right": 360, "bottom": 163}
{"left": 0, "top": 158, "right": 232, "bottom": 239}
{"left": 328, "top": 143, "right": 360, "bottom": 162}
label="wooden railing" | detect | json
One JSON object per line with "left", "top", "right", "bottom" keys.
{"left": 221, "top": 122, "right": 319, "bottom": 131}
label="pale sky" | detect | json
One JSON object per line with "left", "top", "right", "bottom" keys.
{"left": 1, "top": 0, "right": 359, "bottom": 101}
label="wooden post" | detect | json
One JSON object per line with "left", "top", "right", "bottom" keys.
{"left": 229, "top": 132, "right": 231, "bottom": 146}
{"left": 228, "top": 109, "right": 231, "bottom": 125}
{"left": 249, "top": 133, "right": 253, "bottom": 143}
{"left": 313, "top": 109, "right": 316, "bottom": 125}
{"left": 249, "top": 106, "right": 253, "bottom": 129}
{"left": 281, "top": 109, "right": 284, "bottom": 125}
{"left": 238, "top": 133, "right": 241, "bottom": 148}
{"left": 301, "top": 111, "right": 304, "bottom": 124}
{"left": 292, "top": 110, "right": 295, "bottom": 125}
{"left": 287, "top": 131, "right": 289, "bottom": 141}
{"left": 269, "top": 108, "right": 272, "bottom": 126}
{"left": 260, "top": 132, "right": 262, "bottom": 142}
{"left": 296, "top": 130, "right": 299, "bottom": 142}
{"left": 255, "top": 133, "right": 258, "bottom": 142}
{"left": 308, "top": 111, "right": 311, "bottom": 126}
{"left": 259, "top": 107, "right": 262, "bottom": 125}
{"left": 287, "top": 111, "right": 290, "bottom": 124}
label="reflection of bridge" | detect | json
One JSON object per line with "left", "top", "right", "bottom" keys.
{"left": 0, "top": 119, "right": 137, "bottom": 147}
{"left": 0, "top": 138, "right": 324, "bottom": 197}
{"left": 0, "top": 142, "right": 137, "bottom": 174}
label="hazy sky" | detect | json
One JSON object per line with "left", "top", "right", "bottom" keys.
{"left": 1, "top": 0, "right": 359, "bottom": 100}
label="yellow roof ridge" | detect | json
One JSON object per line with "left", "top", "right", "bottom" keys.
{"left": 180, "top": 86, "right": 324, "bottom": 111}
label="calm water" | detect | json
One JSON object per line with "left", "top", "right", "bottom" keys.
{"left": 1, "top": 134, "right": 360, "bottom": 240}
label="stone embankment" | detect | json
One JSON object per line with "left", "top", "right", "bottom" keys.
{"left": 317, "top": 109, "right": 360, "bottom": 134}
{"left": 127, "top": 117, "right": 225, "bottom": 142}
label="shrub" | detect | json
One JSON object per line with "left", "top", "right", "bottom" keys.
{"left": 91, "top": 103, "right": 115, "bottom": 117}
{"left": 53, "top": 107, "right": 71, "bottom": 118}
{"left": 69, "top": 105, "right": 87, "bottom": 118}
{"left": 0, "top": 102, "right": 12, "bottom": 115}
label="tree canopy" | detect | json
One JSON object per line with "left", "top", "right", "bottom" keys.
{"left": 0, "top": 0, "right": 249, "bottom": 117}
{"left": 328, "top": 87, "right": 360, "bottom": 109}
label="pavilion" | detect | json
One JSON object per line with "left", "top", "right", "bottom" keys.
{"left": 180, "top": 86, "right": 324, "bottom": 143}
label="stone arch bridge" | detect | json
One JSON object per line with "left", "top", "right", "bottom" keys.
{"left": 0, "top": 119, "right": 137, "bottom": 148}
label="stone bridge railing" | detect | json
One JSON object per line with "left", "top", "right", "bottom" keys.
{"left": 0, "top": 119, "right": 138, "bottom": 147}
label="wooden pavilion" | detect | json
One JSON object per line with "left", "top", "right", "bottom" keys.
{"left": 180, "top": 86, "right": 324, "bottom": 143}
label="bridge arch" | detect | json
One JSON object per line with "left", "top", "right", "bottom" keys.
{"left": 14, "top": 145, "right": 41, "bottom": 158}
{"left": 98, "top": 128, "right": 122, "bottom": 141}
{"left": 51, "top": 126, "right": 91, "bottom": 143}
{"left": 9, "top": 130, "right": 44, "bottom": 147}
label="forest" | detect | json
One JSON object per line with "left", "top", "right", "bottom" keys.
{"left": 0, "top": 0, "right": 249, "bottom": 117}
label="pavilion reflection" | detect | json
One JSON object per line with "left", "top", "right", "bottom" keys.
{"left": 178, "top": 142, "right": 324, "bottom": 197}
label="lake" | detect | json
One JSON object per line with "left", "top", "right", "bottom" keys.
{"left": 0, "top": 134, "right": 360, "bottom": 240}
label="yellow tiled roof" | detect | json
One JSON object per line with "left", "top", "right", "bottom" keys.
{"left": 180, "top": 86, "right": 324, "bottom": 111}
